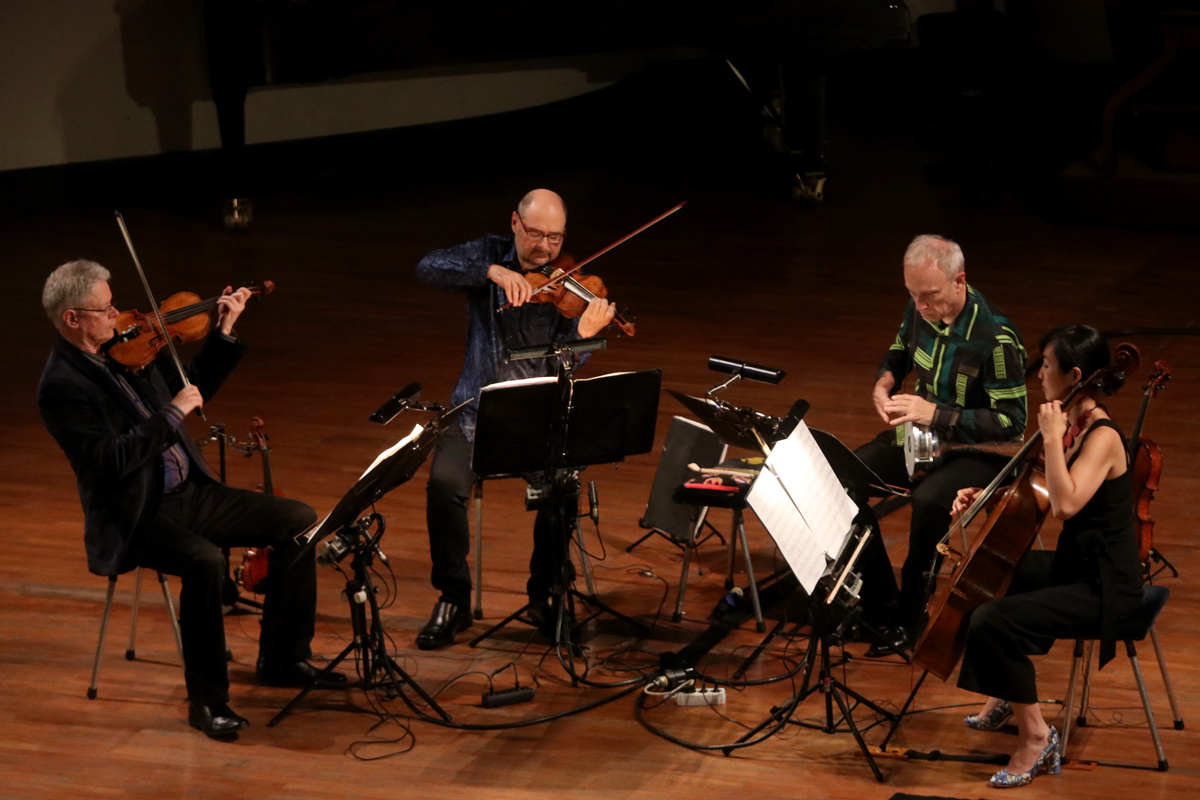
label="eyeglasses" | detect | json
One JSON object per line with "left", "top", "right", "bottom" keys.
{"left": 516, "top": 213, "right": 564, "bottom": 245}
{"left": 69, "top": 304, "right": 116, "bottom": 315}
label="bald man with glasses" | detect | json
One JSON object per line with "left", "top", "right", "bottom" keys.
{"left": 413, "top": 189, "right": 614, "bottom": 649}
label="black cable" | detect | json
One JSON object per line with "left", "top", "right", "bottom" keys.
{"left": 399, "top": 680, "right": 647, "bottom": 731}
{"left": 633, "top": 686, "right": 798, "bottom": 752}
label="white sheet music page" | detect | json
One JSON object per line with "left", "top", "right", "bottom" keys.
{"left": 359, "top": 423, "right": 425, "bottom": 480}
{"left": 748, "top": 467, "right": 825, "bottom": 592}
{"left": 747, "top": 421, "right": 857, "bottom": 593}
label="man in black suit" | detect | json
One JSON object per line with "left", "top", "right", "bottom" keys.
{"left": 37, "top": 259, "right": 344, "bottom": 740}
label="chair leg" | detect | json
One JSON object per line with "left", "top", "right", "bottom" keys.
{"left": 724, "top": 511, "right": 737, "bottom": 591}
{"left": 734, "top": 510, "right": 765, "bottom": 633}
{"left": 1059, "top": 638, "right": 1085, "bottom": 760}
{"left": 156, "top": 572, "right": 184, "bottom": 662}
{"left": 673, "top": 514, "right": 704, "bottom": 622}
{"left": 125, "top": 567, "right": 144, "bottom": 660}
{"left": 473, "top": 479, "right": 484, "bottom": 620}
{"left": 1148, "top": 625, "right": 1184, "bottom": 730}
{"left": 88, "top": 576, "right": 119, "bottom": 699}
{"left": 1078, "top": 639, "right": 1096, "bottom": 727}
{"left": 1126, "top": 640, "right": 1169, "bottom": 771}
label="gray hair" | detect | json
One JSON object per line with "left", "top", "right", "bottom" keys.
{"left": 43, "top": 259, "right": 110, "bottom": 329}
{"left": 904, "top": 234, "right": 964, "bottom": 279}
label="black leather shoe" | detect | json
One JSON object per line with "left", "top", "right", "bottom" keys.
{"left": 256, "top": 659, "right": 350, "bottom": 689}
{"left": 415, "top": 601, "right": 473, "bottom": 650}
{"left": 188, "top": 701, "right": 249, "bottom": 740}
{"left": 863, "top": 626, "right": 913, "bottom": 658}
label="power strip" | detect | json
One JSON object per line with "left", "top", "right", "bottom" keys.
{"left": 481, "top": 686, "right": 535, "bottom": 708}
{"left": 675, "top": 688, "right": 726, "bottom": 707}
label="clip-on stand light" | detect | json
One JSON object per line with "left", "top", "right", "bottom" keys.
{"left": 466, "top": 338, "right": 661, "bottom": 680}
{"left": 268, "top": 386, "right": 462, "bottom": 728}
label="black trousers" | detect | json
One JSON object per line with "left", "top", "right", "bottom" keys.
{"left": 425, "top": 423, "right": 561, "bottom": 610}
{"left": 855, "top": 430, "right": 1010, "bottom": 628}
{"left": 132, "top": 479, "right": 318, "bottom": 705}
{"left": 957, "top": 551, "right": 1109, "bottom": 704}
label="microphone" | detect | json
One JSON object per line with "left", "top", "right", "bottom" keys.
{"left": 588, "top": 480, "right": 599, "bottom": 525}
{"left": 369, "top": 382, "right": 423, "bottom": 424}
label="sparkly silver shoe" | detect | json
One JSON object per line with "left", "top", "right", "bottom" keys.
{"left": 989, "top": 727, "right": 1061, "bottom": 789}
{"left": 965, "top": 699, "right": 1013, "bottom": 731}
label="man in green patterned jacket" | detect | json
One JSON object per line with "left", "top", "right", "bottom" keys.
{"left": 857, "top": 234, "right": 1028, "bottom": 657}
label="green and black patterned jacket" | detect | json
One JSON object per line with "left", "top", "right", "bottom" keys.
{"left": 879, "top": 286, "right": 1027, "bottom": 445}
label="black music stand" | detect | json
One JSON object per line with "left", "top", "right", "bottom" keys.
{"left": 467, "top": 356, "right": 661, "bottom": 669}
{"left": 268, "top": 404, "right": 466, "bottom": 727}
{"left": 727, "top": 423, "right": 900, "bottom": 782}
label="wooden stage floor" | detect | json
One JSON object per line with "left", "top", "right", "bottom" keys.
{"left": 3, "top": 121, "right": 1200, "bottom": 798}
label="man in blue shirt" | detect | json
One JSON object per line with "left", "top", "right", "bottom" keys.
{"left": 414, "top": 189, "right": 614, "bottom": 649}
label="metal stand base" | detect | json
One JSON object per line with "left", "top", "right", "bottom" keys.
{"left": 725, "top": 600, "right": 896, "bottom": 781}
{"left": 269, "top": 524, "right": 448, "bottom": 727}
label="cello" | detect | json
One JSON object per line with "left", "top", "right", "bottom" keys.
{"left": 911, "top": 344, "right": 1139, "bottom": 681}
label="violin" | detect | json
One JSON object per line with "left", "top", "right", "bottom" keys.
{"left": 526, "top": 253, "right": 636, "bottom": 336}
{"left": 106, "top": 281, "right": 275, "bottom": 369}
{"left": 911, "top": 343, "right": 1139, "bottom": 681}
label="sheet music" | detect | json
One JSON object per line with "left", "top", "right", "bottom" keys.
{"left": 481, "top": 376, "right": 557, "bottom": 391}
{"left": 748, "top": 467, "right": 827, "bottom": 592}
{"left": 359, "top": 423, "right": 425, "bottom": 479}
{"left": 747, "top": 421, "right": 858, "bottom": 593}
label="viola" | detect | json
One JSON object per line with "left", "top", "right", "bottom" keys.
{"left": 911, "top": 343, "right": 1140, "bottom": 681}
{"left": 106, "top": 281, "right": 275, "bottom": 369}
{"left": 240, "top": 416, "right": 281, "bottom": 594}
{"left": 502, "top": 201, "right": 687, "bottom": 337}
{"left": 526, "top": 253, "right": 636, "bottom": 336}
{"left": 1131, "top": 439, "right": 1163, "bottom": 568}
{"left": 1127, "top": 361, "right": 1170, "bottom": 567}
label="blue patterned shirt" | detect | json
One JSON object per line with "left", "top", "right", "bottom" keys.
{"left": 417, "top": 235, "right": 588, "bottom": 440}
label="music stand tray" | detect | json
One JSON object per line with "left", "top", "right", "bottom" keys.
{"left": 472, "top": 370, "right": 660, "bottom": 476}
{"left": 302, "top": 403, "right": 467, "bottom": 547}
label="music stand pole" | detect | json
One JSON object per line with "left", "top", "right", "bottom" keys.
{"left": 269, "top": 516, "right": 449, "bottom": 727}
{"left": 468, "top": 356, "right": 649, "bottom": 662}
{"left": 722, "top": 574, "right": 892, "bottom": 781}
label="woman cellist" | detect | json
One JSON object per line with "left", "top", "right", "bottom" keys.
{"left": 951, "top": 325, "right": 1145, "bottom": 788}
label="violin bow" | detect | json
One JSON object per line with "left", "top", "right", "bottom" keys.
{"left": 529, "top": 201, "right": 687, "bottom": 298}
{"left": 114, "top": 210, "right": 204, "bottom": 420}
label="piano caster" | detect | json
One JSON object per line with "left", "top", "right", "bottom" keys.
{"left": 223, "top": 198, "right": 253, "bottom": 230}
{"left": 791, "top": 172, "right": 826, "bottom": 204}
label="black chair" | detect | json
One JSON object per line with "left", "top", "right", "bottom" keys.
{"left": 1059, "top": 584, "right": 1182, "bottom": 770}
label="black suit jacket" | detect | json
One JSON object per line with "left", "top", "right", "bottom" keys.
{"left": 37, "top": 333, "right": 247, "bottom": 576}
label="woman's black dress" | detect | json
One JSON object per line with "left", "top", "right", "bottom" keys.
{"left": 957, "top": 419, "right": 1144, "bottom": 703}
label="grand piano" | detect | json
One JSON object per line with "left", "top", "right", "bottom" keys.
{"left": 203, "top": 1, "right": 911, "bottom": 223}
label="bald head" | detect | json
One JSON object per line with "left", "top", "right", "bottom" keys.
{"left": 512, "top": 189, "right": 567, "bottom": 272}
{"left": 517, "top": 189, "right": 567, "bottom": 222}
